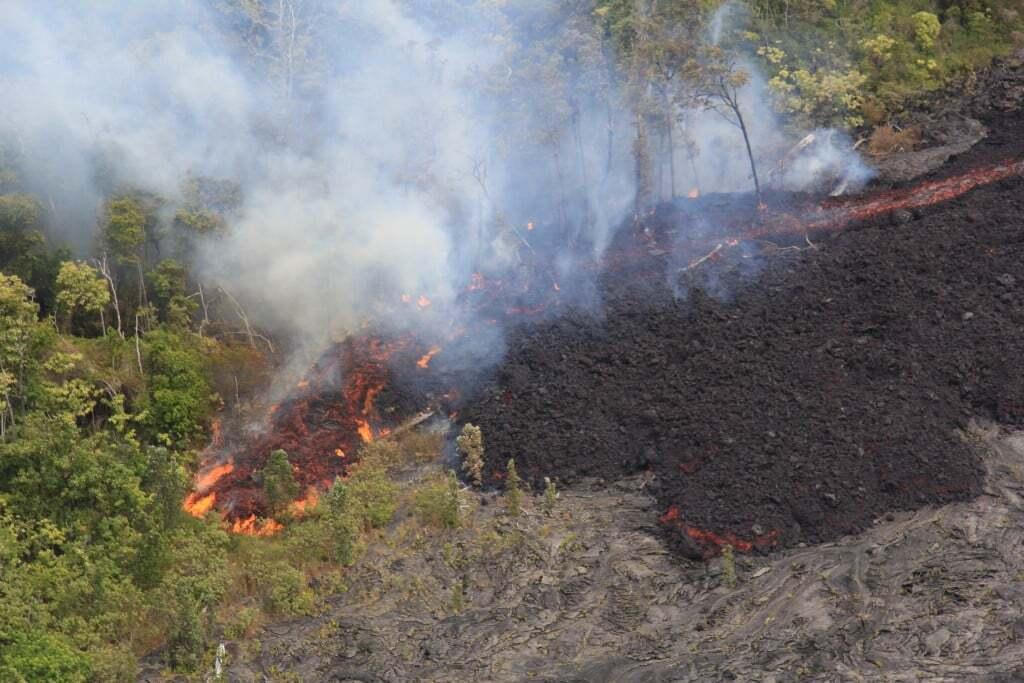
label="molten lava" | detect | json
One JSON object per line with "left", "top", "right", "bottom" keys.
{"left": 659, "top": 505, "right": 780, "bottom": 557}
{"left": 417, "top": 345, "right": 441, "bottom": 369}
{"left": 184, "top": 155, "right": 1024, "bottom": 538}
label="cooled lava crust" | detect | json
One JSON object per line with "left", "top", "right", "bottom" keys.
{"left": 461, "top": 111, "right": 1024, "bottom": 558}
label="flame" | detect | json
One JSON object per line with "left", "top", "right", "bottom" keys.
{"left": 335, "top": 448, "right": 346, "bottom": 458}
{"left": 196, "top": 462, "right": 234, "bottom": 491}
{"left": 417, "top": 295, "right": 431, "bottom": 308}
{"left": 526, "top": 221, "right": 535, "bottom": 231}
{"left": 231, "top": 514, "right": 283, "bottom": 536}
{"left": 417, "top": 345, "right": 442, "bottom": 369}
{"left": 357, "top": 419, "right": 373, "bottom": 443}
{"left": 401, "top": 293, "right": 412, "bottom": 303}
{"left": 296, "top": 379, "right": 309, "bottom": 390}
{"left": 183, "top": 492, "right": 216, "bottom": 517}
{"left": 688, "top": 188, "right": 700, "bottom": 199}
{"left": 289, "top": 488, "right": 319, "bottom": 516}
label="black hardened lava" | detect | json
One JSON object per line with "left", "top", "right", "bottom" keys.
{"left": 460, "top": 117, "right": 1024, "bottom": 557}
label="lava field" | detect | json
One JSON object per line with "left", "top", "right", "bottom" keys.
{"left": 463, "top": 110, "right": 1024, "bottom": 557}
{"left": 190, "top": 109, "right": 1024, "bottom": 558}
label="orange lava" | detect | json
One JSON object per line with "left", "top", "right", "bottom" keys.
{"left": 659, "top": 505, "right": 779, "bottom": 556}
{"left": 417, "top": 345, "right": 442, "bottom": 369}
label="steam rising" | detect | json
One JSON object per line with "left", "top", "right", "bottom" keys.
{"left": 0, "top": 1, "right": 870, "bottom": 360}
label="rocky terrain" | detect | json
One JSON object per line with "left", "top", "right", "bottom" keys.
{"left": 190, "top": 421, "right": 1024, "bottom": 682}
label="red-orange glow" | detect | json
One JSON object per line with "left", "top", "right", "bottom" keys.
{"left": 196, "top": 462, "right": 234, "bottom": 491}
{"left": 231, "top": 515, "right": 283, "bottom": 536}
{"left": 357, "top": 419, "right": 373, "bottom": 443}
{"left": 289, "top": 488, "right": 319, "bottom": 516}
{"left": 183, "top": 492, "right": 216, "bottom": 517}
{"left": 296, "top": 379, "right": 309, "bottom": 390}
{"left": 527, "top": 221, "right": 535, "bottom": 231}
{"left": 659, "top": 505, "right": 779, "bottom": 556}
{"left": 688, "top": 188, "right": 700, "bottom": 199}
{"left": 335, "top": 448, "right": 346, "bottom": 458}
{"left": 417, "top": 345, "right": 442, "bottom": 369}
{"left": 417, "top": 295, "right": 431, "bottom": 308}
{"left": 401, "top": 293, "right": 412, "bottom": 303}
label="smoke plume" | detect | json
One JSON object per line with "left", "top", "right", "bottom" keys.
{"left": 0, "top": 0, "right": 870, "bottom": 367}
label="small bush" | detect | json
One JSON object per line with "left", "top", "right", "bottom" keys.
{"left": 262, "top": 449, "right": 299, "bottom": 517}
{"left": 348, "top": 465, "right": 397, "bottom": 530}
{"left": 224, "top": 606, "right": 261, "bottom": 640}
{"left": 456, "top": 424, "right": 484, "bottom": 487}
{"left": 542, "top": 477, "right": 558, "bottom": 516}
{"left": 322, "top": 479, "right": 358, "bottom": 565}
{"left": 505, "top": 459, "right": 522, "bottom": 517}
{"left": 721, "top": 545, "right": 737, "bottom": 589}
{"left": 866, "top": 125, "right": 921, "bottom": 156}
{"left": 358, "top": 439, "right": 402, "bottom": 472}
{"left": 262, "top": 565, "right": 313, "bottom": 618}
{"left": 414, "top": 471, "right": 460, "bottom": 529}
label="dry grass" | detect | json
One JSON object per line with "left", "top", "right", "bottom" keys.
{"left": 867, "top": 125, "right": 922, "bottom": 156}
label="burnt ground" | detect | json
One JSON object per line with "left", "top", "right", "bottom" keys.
{"left": 172, "top": 421, "right": 1024, "bottom": 682}
{"left": 460, "top": 106, "right": 1024, "bottom": 556}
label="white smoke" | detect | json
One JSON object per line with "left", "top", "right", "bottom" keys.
{"left": 0, "top": 0, "right": 871, "bottom": 363}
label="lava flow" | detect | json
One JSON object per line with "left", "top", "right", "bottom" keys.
{"left": 185, "top": 155, "right": 1024, "bottom": 538}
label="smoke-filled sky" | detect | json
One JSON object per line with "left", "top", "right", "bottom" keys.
{"left": 0, "top": 0, "right": 869, "bottom": 359}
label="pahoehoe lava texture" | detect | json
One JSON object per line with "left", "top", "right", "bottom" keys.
{"left": 462, "top": 164, "right": 1024, "bottom": 555}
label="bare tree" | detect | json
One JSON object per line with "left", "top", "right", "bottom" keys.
{"left": 95, "top": 253, "right": 124, "bottom": 338}
{"left": 698, "top": 48, "right": 762, "bottom": 203}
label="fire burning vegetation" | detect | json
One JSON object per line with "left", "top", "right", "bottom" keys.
{"left": 186, "top": 153, "right": 1024, "bottom": 552}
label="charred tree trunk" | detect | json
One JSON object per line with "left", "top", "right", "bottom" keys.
{"left": 632, "top": 112, "right": 653, "bottom": 216}
{"left": 734, "top": 106, "right": 761, "bottom": 203}
{"left": 666, "top": 112, "right": 677, "bottom": 200}
{"left": 572, "top": 109, "right": 591, "bottom": 231}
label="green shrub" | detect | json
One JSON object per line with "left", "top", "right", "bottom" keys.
{"left": 348, "top": 463, "right": 397, "bottom": 530}
{"left": 414, "top": 471, "right": 460, "bottom": 529}
{"left": 142, "top": 329, "right": 212, "bottom": 448}
{"left": 505, "top": 459, "right": 522, "bottom": 517}
{"left": 0, "top": 630, "right": 92, "bottom": 683}
{"left": 262, "top": 449, "right": 299, "bottom": 517}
